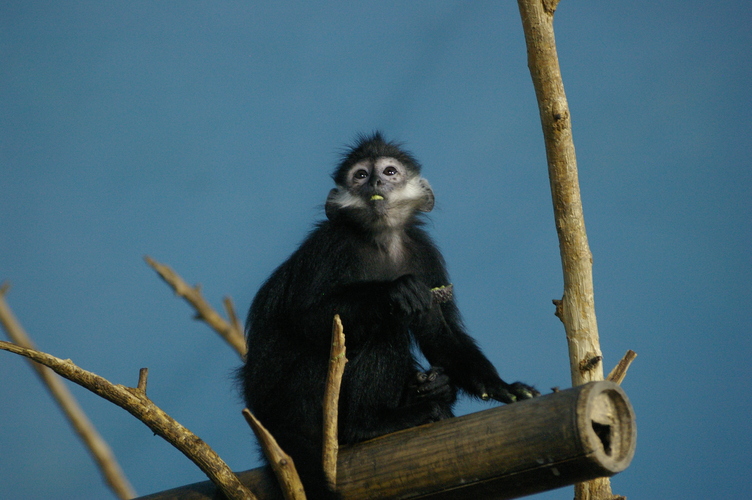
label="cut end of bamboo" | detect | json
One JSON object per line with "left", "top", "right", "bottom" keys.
{"left": 577, "top": 381, "right": 636, "bottom": 475}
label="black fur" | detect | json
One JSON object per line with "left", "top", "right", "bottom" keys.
{"left": 240, "top": 133, "right": 537, "bottom": 499}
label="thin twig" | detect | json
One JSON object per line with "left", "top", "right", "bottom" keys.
{"left": 606, "top": 350, "right": 637, "bottom": 385}
{"left": 144, "top": 256, "right": 246, "bottom": 358}
{"left": 322, "top": 315, "right": 347, "bottom": 491}
{"left": 0, "top": 284, "right": 136, "bottom": 500}
{"left": 137, "top": 368, "right": 149, "bottom": 393}
{"left": 224, "top": 296, "right": 244, "bottom": 339}
{"left": 242, "top": 409, "right": 306, "bottom": 500}
{"left": 0, "top": 339, "right": 255, "bottom": 500}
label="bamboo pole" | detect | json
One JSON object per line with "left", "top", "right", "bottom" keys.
{"left": 135, "top": 382, "right": 636, "bottom": 500}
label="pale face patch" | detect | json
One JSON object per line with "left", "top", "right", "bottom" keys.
{"left": 325, "top": 156, "right": 434, "bottom": 230}
{"left": 346, "top": 157, "right": 408, "bottom": 193}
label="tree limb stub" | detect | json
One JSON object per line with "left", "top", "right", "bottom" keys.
{"left": 606, "top": 350, "right": 638, "bottom": 385}
{"left": 0, "top": 340, "right": 255, "bottom": 500}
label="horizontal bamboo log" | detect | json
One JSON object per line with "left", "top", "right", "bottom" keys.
{"left": 137, "top": 381, "right": 635, "bottom": 500}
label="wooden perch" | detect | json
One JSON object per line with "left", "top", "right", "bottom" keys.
{"left": 135, "top": 381, "right": 635, "bottom": 500}
{"left": 144, "top": 255, "right": 246, "bottom": 358}
{"left": 0, "top": 340, "right": 256, "bottom": 500}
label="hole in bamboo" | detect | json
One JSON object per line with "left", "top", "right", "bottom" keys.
{"left": 591, "top": 421, "right": 612, "bottom": 456}
{"left": 590, "top": 391, "right": 618, "bottom": 458}
{"left": 586, "top": 386, "right": 637, "bottom": 466}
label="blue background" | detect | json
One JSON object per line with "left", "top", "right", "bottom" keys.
{"left": 1, "top": 2, "right": 750, "bottom": 499}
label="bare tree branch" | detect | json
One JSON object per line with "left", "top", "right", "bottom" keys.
{"left": 517, "top": 0, "right": 604, "bottom": 386}
{"left": 0, "top": 339, "right": 256, "bottom": 500}
{"left": 144, "top": 256, "right": 246, "bottom": 358}
{"left": 0, "top": 284, "right": 136, "bottom": 500}
{"left": 137, "top": 367, "right": 149, "bottom": 393}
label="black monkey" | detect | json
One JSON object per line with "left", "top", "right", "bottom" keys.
{"left": 240, "top": 133, "right": 537, "bottom": 499}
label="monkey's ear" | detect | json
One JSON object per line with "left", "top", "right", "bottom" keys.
{"left": 325, "top": 188, "right": 340, "bottom": 220}
{"left": 417, "top": 178, "right": 435, "bottom": 212}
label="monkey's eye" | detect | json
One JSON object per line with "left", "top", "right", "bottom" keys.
{"left": 383, "top": 166, "right": 398, "bottom": 176}
{"left": 354, "top": 169, "right": 369, "bottom": 180}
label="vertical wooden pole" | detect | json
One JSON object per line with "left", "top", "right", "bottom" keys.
{"left": 516, "top": 1, "right": 622, "bottom": 499}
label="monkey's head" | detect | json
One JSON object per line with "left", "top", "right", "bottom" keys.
{"left": 325, "top": 133, "right": 435, "bottom": 229}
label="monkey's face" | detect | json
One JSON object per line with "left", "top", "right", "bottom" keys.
{"left": 325, "top": 156, "right": 434, "bottom": 228}
{"left": 348, "top": 158, "right": 410, "bottom": 201}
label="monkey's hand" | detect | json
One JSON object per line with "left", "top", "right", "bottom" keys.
{"left": 480, "top": 379, "right": 540, "bottom": 404}
{"left": 408, "top": 367, "right": 457, "bottom": 405}
{"left": 388, "top": 274, "right": 433, "bottom": 316}
{"left": 404, "top": 366, "right": 456, "bottom": 423}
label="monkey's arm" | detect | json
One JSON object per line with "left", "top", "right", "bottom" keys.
{"left": 415, "top": 300, "right": 539, "bottom": 404}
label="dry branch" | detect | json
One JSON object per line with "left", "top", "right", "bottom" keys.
{"left": 322, "top": 315, "right": 348, "bottom": 491}
{"left": 0, "top": 339, "right": 255, "bottom": 500}
{"left": 0, "top": 284, "right": 136, "bottom": 500}
{"left": 224, "top": 296, "right": 244, "bottom": 340}
{"left": 144, "top": 256, "right": 246, "bottom": 358}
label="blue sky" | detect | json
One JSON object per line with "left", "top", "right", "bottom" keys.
{"left": 1, "top": 1, "right": 749, "bottom": 499}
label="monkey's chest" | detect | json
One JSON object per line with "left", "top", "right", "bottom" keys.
{"left": 355, "top": 245, "right": 410, "bottom": 281}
